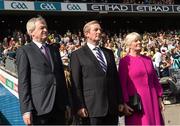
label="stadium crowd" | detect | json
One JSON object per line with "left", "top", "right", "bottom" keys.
{"left": 0, "top": 28, "right": 179, "bottom": 78}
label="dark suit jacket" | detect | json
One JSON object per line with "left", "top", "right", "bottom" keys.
{"left": 16, "top": 42, "right": 69, "bottom": 116}
{"left": 70, "top": 44, "right": 123, "bottom": 117}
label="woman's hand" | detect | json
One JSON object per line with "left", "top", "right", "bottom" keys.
{"left": 124, "top": 103, "right": 134, "bottom": 116}
{"left": 77, "top": 108, "right": 89, "bottom": 118}
{"left": 159, "top": 97, "right": 165, "bottom": 111}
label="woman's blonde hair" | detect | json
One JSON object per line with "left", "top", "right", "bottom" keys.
{"left": 124, "top": 32, "right": 142, "bottom": 48}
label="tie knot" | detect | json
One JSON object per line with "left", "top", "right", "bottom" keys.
{"left": 41, "top": 44, "right": 48, "bottom": 50}
{"left": 42, "top": 44, "right": 46, "bottom": 48}
{"left": 94, "top": 47, "right": 100, "bottom": 51}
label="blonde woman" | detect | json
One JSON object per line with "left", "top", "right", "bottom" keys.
{"left": 118, "top": 32, "right": 164, "bottom": 125}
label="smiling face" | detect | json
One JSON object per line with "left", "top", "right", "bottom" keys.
{"left": 27, "top": 17, "right": 48, "bottom": 43}
{"left": 31, "top": 20, "right": 48, "bottom": 43}
{"left": 84, "top": 21, "right": 102, "bottom": 46}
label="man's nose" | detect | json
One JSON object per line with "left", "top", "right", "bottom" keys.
{"left": 43, "top": 28, "right": 48, "bottom": 31}
{"left": 97, "top": 29, "right": 101, "bottom": 33}
{"left": 137, "top": 40, "right": 141, "bottom": 43}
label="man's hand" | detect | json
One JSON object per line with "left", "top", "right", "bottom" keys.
{"left": 118, "top": 104, "right": 124, "bottom": 112}
{"left": 65, "top": 106, "right": 72, "bottom": 120}
{"left": 77, "top": 108, "right": 88, "bottom": 118}
{"left": 23, "top": 112, "right": 32, "bottom": 125}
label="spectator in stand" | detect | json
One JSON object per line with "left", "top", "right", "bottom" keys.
{"left": 2, "top": 37, "right": 8, "bottom": 47}
{"left": 60, "top": 44, "right": 69, "bottom": 66}
{"left": 0, "top": 43, "right": 4, "bottom": 64}
{"left": 8, "top": 37, "right": 16, "bottom": 47}
{"left": 160, "top": 42, "right": 168, "bottom": 55}
{"left": 171, "top": 46, "right": 180, "bottom": 69}
{"left": 2, "top": 46, "right": 9, "bottom": 57}
{"left": 160, "top": 55, "right": 171, "bottom": 77}
{"left": 16, "top": 16, "right": 70, "bottom": 125}
{"left": 118, "top": 32, "right": 164, "bottom": 125}
{"left": 7, "top": 46, "right": 17, "bottom": 59}
{"left": 152, "top": 48, "right": 162, "bottom": 77}
{"left": 120, "top": 46, "right": 128, "bottom": 58}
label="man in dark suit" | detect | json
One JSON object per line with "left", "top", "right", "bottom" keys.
{"left": 16, "top": 16, "right": 69, "bottom": 125}
{"left": 70, "top": 20, "right": 124, "bottom": 125}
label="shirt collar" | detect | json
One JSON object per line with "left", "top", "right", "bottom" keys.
{"left": 33, "top": 41, "right": 47, "bottom": 49}
{"left": 87, "top": 42, "right": 100, "bottom": 51}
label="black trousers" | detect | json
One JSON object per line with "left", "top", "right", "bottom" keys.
{"left": 32, "top": 108, "right": 66, "bottom": 125}
{"left": 81, "top": 114, "right": 118, "bottom": 125}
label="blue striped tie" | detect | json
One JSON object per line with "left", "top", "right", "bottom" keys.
{"left": 94, "top": 47, "right": 107, "bottom": 72}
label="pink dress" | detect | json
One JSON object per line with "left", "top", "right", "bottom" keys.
{"left": 119, "top": 55, "right": 164, "bottom": 125}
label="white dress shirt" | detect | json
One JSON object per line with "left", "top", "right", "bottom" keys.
{"left": 87, "top": 42, "right": 107, "bottom": 65}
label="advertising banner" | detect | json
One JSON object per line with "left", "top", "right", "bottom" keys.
{"left": 0, "top": 69, "right": 18, "bottom": 98}
{"left": 0, "top": 1, "right": 3, "bottom": 10}
{"left": 0, "top": 75, "right": 5, "bottom": 84}
{"left": 4, "top": 1, "right": 34, "bottom": 11}
{"left": 87, "top": 3, "right": 180, "bottom": 13}
{"left": 87, "top": 3, "right": 131, "bottom": 12}
{"left": 132, "top": 5, "right": 173, "bottom": 12}
{"left": 61, "top": 3, "right": 87, "bottom": 11}
{"left": 6, "top": 79, "right": 14, "bottom": 90}
{"left": 174, "top": 5, "right": 180, "bottom": 13}
{"left": 35, "top": 2, "right": 61, "bottom": 11}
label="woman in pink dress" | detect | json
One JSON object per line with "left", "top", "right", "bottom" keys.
{"left": 119, "top": 32, "right": 165, "bottom": 125}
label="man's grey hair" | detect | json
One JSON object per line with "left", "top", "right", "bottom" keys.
{"left": 26, "top": 16, "right": 46, "bottom": 36}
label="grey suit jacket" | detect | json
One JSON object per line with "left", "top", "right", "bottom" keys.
{"left": 16, "top": 42, "right": 69, "bottom": 116}
{"left": 70, "top": 44, "right": 123, "bottom": 117}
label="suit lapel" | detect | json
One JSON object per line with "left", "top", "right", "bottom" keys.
{"left": 83, "top": 44, "right": 105, "bottom": 74}
{"left": 31, "top": 42, "right": 52, "bottom": 69}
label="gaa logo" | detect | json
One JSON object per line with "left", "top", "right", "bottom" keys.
{"left": 67, "top": 4, "right": 81, "bottom": 10}
{"left": 11, "top": 2, "right": 28, "bottom": 9}
{"left": 40, "top": 3, "right": 56, "bottom": 10}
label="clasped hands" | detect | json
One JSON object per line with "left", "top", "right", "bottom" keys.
{"left": 122, "top": 98, "right": 165, "bottom": 117}
{"left": 77, "top": 104, "right": 125, "bottom": 118}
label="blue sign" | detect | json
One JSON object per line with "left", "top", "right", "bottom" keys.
{"left": 0, "top": 1, "right": 4, "bottom": 10}
{"left": 35, "top": 2, "right": 61, "bottom": 11}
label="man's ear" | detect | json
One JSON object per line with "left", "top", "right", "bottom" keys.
{"left": 84, "top": 32, "right": 89, "bottom": 38}
{"left": 29, "top": 30, "right": 34, "bottom": 37}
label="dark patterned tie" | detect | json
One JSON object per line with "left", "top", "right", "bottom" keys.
{"left": 41, "top": 44, "right": 50, "bottom": 62}
{"left": 94, "top": 47, "right": 107, "bottom": 72}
